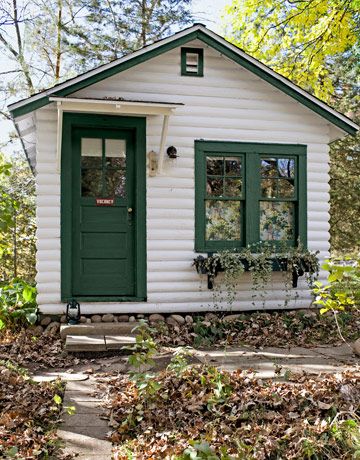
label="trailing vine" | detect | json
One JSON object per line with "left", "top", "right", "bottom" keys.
{"left": 193, "top": 242, "right": 320, "bottom": 309}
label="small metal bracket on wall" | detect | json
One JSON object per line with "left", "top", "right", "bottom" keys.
{"left": 148, "top": 150, "right": 158, "bottom": 176}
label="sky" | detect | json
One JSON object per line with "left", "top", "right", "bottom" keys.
{"left": 191, "top": 0, "right": 229, "bottom": 32}
{"left": 0, "top": 0, "right": 230, "bottom": 152}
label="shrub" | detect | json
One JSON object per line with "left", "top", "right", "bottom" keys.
{"left": 0, "top": 279, "right": 37, "bottom": 330}
{"left": 313, "top": 257, "right": 360, "bottom": 314}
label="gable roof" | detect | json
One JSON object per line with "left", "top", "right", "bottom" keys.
{"left": 8, "top": 24, "right": 358, "bottom": 136}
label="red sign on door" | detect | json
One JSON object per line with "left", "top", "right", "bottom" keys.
{"left": 96, "top": 198, "right": 114, "bottom": 206}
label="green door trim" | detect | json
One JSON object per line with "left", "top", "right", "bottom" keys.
{"left": 61, "top": 113, "right": 146, "bottom": 302}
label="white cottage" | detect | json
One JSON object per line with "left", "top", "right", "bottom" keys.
{"left": 8, "top": 24, "right": 358, "bottom": 316}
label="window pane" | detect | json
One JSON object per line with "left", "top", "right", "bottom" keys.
{"left": 186, "top": 52, "right": 199, "bottom": 73}
{"left": 277, "top": 178, "right": 295, "bottom": 198}
{"left": 260, "top": 201, "right": 294, "bottom": 241}
{"left": 81, "top": 138, "right": 102, "bottom": 196}
{"left": 105, "top": 139, "right": 126, "bottom": 169}
{"left": 82, "top": 169, "right": 102, "bottom": 197}
{"left": 207, "top": 157, "right": 223, "bottom": 175}
{"left": 207, "top": 177, "right": 223, "bottom": 196}
{"left": 225, "top": 157, "right": 242, "bottom": 176}
{"left": 105, "top": 139, "right": 126, "bottom": 197}
{"left": 261, "top": 179, "right": 277, "bottom": 198}
{"left": 81, "top": 138, "right": 102, "bottom": 156}
{"left": 261, "top": 158, "right": 278, "bottom": 177}
{"left": 225, "top": 178, "right": 242, "bottom": 197}
{"left": 261, "top": 157, "right": 295, "bottom": 179}
{"left": 107, "top": 170, "right": 126, "bottom": 197}
{"left": 81, "top": 138, "right": 102, "bottom": 168}
{"left": 206, "top": 200, "right": 241, "bottom": 241}
{"left": 278, "top": 159, "right": 295, "bottom": 179}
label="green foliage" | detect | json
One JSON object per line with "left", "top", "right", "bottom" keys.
{"left": 60, "top": 0, "right": 193, "bottom": 71}
{"left": 0, "top": 153, "right": 36, "bottom": 282}
{"left": 180, "top": 441, "right": 233, "bottom": 460}
{"left": 192, "top": 317, "right": 227, "bottom": 347}
{"left": 204, "top": 366, "right": 233, "bottom": 410}
{"left": 223, "top": 1, "right": 360, "bottom": 254}
{"left": 0, "top": 279, "right": 37, "bottom": 330}
{"left": 0, "top": 154, "right": 18, "bottom": 260}
{"left": 0, "top": 359, "right": 28, "bottom": 377}
{"left": 194, "top": 242, "right": 319, "bottom": 308}
{"left": 328, "top": 45, "right": 360, "bottom": 254}
{"left": 53, "top": 394, "right": 62, "bottom": 405}
{"left": 224, "top": 0, "right": 359, "bottom": 101}
{"left": 167, "top": 347, "right": 192, "bottom": 376}
{"left": 127, "top": 320, "right": 161, "bottom": 398}
{"left": 313, "top": 257, "right": 360, "bottom": 314}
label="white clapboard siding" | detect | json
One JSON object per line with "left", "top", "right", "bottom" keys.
{"left": 34, "top": 40, "right": 332, "bottom": 314}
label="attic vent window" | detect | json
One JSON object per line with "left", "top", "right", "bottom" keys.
{"left": 181, "top": 48, "right": 204, "bottom": 77}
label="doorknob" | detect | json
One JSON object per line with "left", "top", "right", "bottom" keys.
{"left": 128, "top": 207, "right": 133, "bottom": 213}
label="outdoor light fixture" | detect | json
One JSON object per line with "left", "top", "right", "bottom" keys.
{"left": 66, "top": 299, "right": 81, "bottom": 324}
{"left": 167, "top": 146, "right": 178, "bottom": 159}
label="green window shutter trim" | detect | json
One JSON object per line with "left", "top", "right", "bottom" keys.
{"left": 181, "top": 47, "right": 204, "bottom": 77}
{"left": 195, "top": 140, "right": 307, "bottom": 252}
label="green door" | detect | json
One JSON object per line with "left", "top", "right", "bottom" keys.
{"left": 71, "top": 127, "right": 135, "bottom": 297}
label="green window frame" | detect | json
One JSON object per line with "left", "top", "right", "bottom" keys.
{"left": 195, "top": 141, "right": 307, "bottom": 252}
{"left": 181, "top": 47, "right": 204, "bottom": 77}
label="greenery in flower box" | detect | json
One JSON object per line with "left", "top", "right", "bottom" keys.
{"left": 193, "top": 242, "right": 319, "bottom": 307}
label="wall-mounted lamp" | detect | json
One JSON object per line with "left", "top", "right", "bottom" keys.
{"left": 167, "top": 146, "right": 178, "bottom": 159}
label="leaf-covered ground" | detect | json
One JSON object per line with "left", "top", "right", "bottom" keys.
{"left": 103, "top": 366, "right": 360, "bottom": 459}
{"left": 0, "top": 329, "right": 81, "bottom": 371}
{"left": 154, "top": 310, "right": 360, "bottom": 348}
{"left": 0, "top": 360, "right": 65, "bottom": 459}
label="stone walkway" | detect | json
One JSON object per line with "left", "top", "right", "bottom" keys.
{"left": 57, "top": 377, "right": 112, "bottom": 459}
{"left": 32, "top": 344, "right": 358, "bottom": 459}
{"left": 193, "top": 343, "right": 359, "bottom": 378}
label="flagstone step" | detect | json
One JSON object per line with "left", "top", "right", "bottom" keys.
{"left": 65, "top": 334, "right": 136, "bottom": 352}
{"left": 60, "top": 321, "right": 139, "bottom": 338}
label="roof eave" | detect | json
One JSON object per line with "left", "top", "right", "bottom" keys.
{"left": 8, "top": 25, "right": 359, "bottom": 136}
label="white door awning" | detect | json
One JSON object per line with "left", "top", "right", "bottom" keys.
{"left": 50, "top": 97, "right": 184, "bottom": 173}
{"left": 49, "top": 96, "right": 183, "bottom": 115}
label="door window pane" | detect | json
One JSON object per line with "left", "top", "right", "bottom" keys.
{"left": 107, "top": 170, "right": 126, "bottom": 197}
{"left": 81, "top": 138, "right": 102, "bottom": 196}
{"left": 206, "top": 200, "right": 241, "bottom": 241}
{"left": 260, "top": 201, "right": 294, "bottom": 241}
{"left": 82, "top": 169, "right": 102, "bottom": 197}
{"left": 81, "top": 138, "right": 102, "bottom": 168}
{"left": 81, "top": 138, "right": 102, "bottom": 157}
{"left": 105, "top": 139, "right": 126, "bottom": 197}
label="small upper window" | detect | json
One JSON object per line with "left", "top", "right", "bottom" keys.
{"left": 181, "top": 47, "right": 204, "bottom": 77}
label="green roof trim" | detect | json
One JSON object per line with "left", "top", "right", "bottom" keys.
{"left": 8, "top": 26, "right": 358, "bottom": 136}
{"left": 9, "top": 30, "right": 199, "bottom": 119}
{"left": 198, "top": 32, "right": 357, "bottom": 136}
{"left": 11, "top": 96, "right": 50, "bottom": 118}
